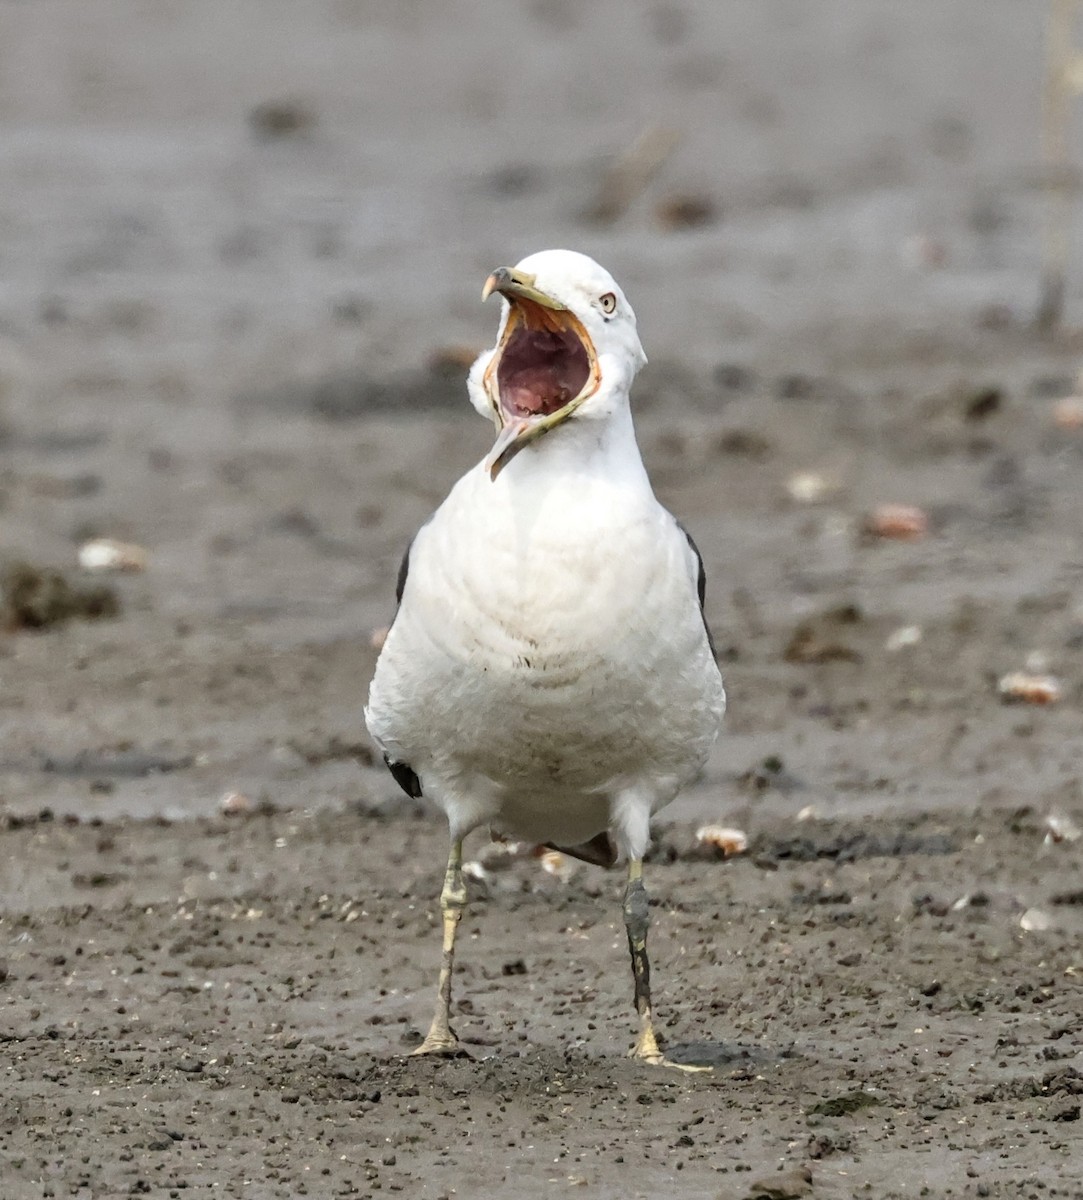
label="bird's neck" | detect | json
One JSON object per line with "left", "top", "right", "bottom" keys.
{"left": 498, "top": 400, "right": 650, "bottom": 491}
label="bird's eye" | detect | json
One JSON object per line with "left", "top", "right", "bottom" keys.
{"left": 599, "top": 292, "right": 617, "bottom": 314}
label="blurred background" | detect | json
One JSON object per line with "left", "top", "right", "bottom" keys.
{"left": 0, "top": 1, "right": 1080, "bottom": 823}
{"left": 2, "top": 11, "right": 1083, "bottom": 1193}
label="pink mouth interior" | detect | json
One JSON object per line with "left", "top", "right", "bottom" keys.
{"left": 497, "top": 326, "right": 591, "bottom": 418}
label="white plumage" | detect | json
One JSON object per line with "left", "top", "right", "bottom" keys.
{"left": 365, "top": 249, "right": 724, "bottom": 1064}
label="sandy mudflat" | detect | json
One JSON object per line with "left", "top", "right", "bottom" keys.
{"left": 1, "top": 3, "right": 1082, "bottom": 1197}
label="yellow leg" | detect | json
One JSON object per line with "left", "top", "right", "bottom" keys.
{"left": 412, "top": 838, "right": 467, "bottom": 1056}
{"left": 623, "top": 859, "right": 709, "bottom": 1072}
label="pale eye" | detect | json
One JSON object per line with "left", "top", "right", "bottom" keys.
{"left": 599, "top": 292, "right": 617, "bottom": 315}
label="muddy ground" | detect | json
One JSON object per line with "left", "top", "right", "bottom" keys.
{"left": 2, "top": 3, "right": 1083, "bottom": 1197}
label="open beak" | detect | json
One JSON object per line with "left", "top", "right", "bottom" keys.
{"left": 481, "top": 267, "right": 568, "bottom": 310}
{"left": 481, "top": 268, "right": 600, "bottom": 480}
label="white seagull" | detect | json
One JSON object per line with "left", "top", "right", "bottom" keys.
{"left": 365, "top": 249, "right": 725, "bottom": 1066}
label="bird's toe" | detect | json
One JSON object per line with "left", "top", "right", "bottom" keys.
{"left": 409, "top": 1030, "right": 469, "bottom": 1058}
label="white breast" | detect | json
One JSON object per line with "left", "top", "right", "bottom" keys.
{"left": 365, "top": 430, "right": 725, "bottom": 845}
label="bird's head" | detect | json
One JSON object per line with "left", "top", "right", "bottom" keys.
{"left": 467, "top": 249, "right": 647, "bottom": 479}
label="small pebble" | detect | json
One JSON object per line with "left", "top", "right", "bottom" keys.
{"left": 786, "top": 472, "right": 836, "bottom": 504}
{"left": 220, "top": 791, "right": 253, "bottom": 816}
{"left": 1052, "top": 396, "right": 1083, "bottom": 429}
{"left": 694, "top": 825, "right": 748, "bottom": 857}
{"left": 78, "top": 538, "right": 147, "bottom": 573}
{"left": 865, "top": 504, "right": 928, "bottom": 541}
{"left": 1044, "top": 811, "right": 1081, "bottom": 844}
{"left": 462, "top": 861, "right": 489, "bottom": 883}
{"left": 885, "top": 625, "right": 923, "bottom": 652}
{"left": 997, "top": 671, "right": 1061, "bottom": 705}
{"left": 538, "top": 849, "right": 576, "bottom": 881}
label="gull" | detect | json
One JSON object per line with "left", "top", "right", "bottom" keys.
{"left": 365, "top": 249, "right": 725, "bottom": 1066}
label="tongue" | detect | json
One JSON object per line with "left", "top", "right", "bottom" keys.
{"left": 505, "top": 366, "right": 573, "bottom": 416}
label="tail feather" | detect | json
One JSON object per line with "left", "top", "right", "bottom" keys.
{"left": 544, "top": 831, "right": 618, "bottom": 868}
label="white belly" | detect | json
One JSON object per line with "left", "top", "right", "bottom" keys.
{"left": 366, "top": 461, "right": 725, "bottom": 844}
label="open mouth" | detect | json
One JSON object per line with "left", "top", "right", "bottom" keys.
{"left": 485, "top": 298, "right": 599, "bottom": 425}
{"left": 480, "top": 267, "right": 604, "bottom": 478}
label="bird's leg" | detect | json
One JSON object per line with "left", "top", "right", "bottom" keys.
{"left": 623, "top": 859, "right": 709, "bottom": 1072}
{"left": 412, "top": 837, "right": 467, "bottom": 1056}
{"left": 623, "top": 858, "right": 664, "bottom": 1064}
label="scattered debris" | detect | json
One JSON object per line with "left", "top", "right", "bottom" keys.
{"left": 885, "top": 624, "right": 923, "bottom": 652}
{"left": 480, "top": 838, "right": 531, "bottom": 865}
{"left": 1045, "top": 811, "right": 1082, "bottom": 845}
{"left": 538, "top": 848, "right": 576, "bottom": 881}
{"left": 585, "top": 124, "right": 680, "bottom": 224}
{"left": 220, "top": 791, "right": 254, "bottom": 816}
{"left": 765, "top": 828, "right": 957, "bottom": 866}
{"left": 997, "top": 671, "right": 1062, "bottom": 705}
{"left": 1020, "top": 908, "right": 1054, "bottom": 932}
{"left": 738, "top": 754, "right": 799, "bottom": 793}
{"left": 784, "top": 623, "right": 862, "bottom": 665}
{"left": 1, "top": 561, "right": 119, "bottom": 631}
{"left": 795, "top": 805, "right": 820, "bottom": 822}
{"left": 807, "top": 1130, "right": 851, "bottom": 1159}
{"left": 78, "top": 537, "right": 147, "bottom": 573}
{"left": 464, "top": 839, "right": 534, "bottom": 883}
{"left": 786, "top": 471, "right": 838, "bottom": 503}
{"left": 461, "top": 860, "right": 489, "bottom": 884}
{"left": 694, "top": 825, "right": 748, "bottom": 857}
{"left": 464, "top": 841, "right": 572, "bottom": 889}
{"left": 864, "top": 503, "right": 929, "bottom": 541}
{"left": 809, "top": 1090, "right": 884, "bottom": 1117}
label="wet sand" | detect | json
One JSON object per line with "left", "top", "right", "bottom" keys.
{"left": 1, "top": 3, "right": 1082, "bottom": 1197}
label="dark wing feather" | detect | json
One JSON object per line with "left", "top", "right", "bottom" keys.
{"left": 677, "top": 521, "right": 716, "bottom": 659}
{"left": 545, "top": 832, "right": 618, "bottom": 868}
{"left": 384, "top": 753, "right": 422, "bottom": 799}
{"left": 380, "top": 537, "right": 423, "bottom": 799}
{"left": 394, "top": 539, "right": 412, "bottom": 605}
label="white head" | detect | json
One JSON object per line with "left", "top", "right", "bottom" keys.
{"left": 466, "top": 249, "right": 647, "bottom": 478}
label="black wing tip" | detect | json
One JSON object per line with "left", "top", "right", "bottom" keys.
{"left": 545, "top": 832, "right": 619, "bottom": 868}
{"left": 384, "top": 754, "right": 423, "bottom": 798}
{"left": 395, "top": 541, "right": 411, "bottom": 605}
